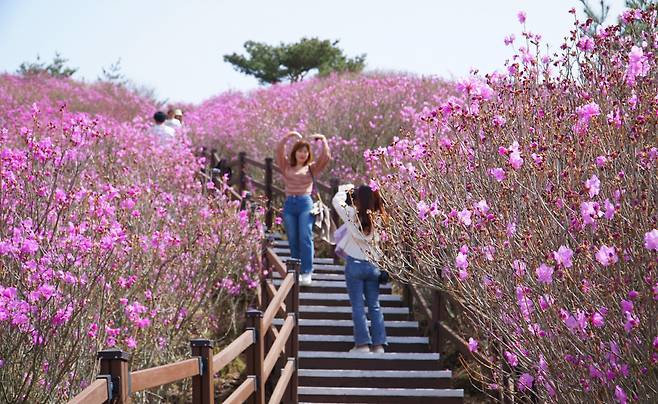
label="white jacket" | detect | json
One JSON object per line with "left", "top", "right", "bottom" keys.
{"left": 331, "top": 186, "right": 381, "bottom": 261}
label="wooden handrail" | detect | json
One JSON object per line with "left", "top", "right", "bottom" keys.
{"left": 131, "top": 358, "right": 201, "bottom": 393}
{"left": 268, "top": 358, "right": 295, "bottom": 404}
{"left": 266, "top": 281, "right": 287, "bottom": 314}
{"left": 68, "top": 379, "right": 109, "bottom": 404}
{"left": 266, "top": 247, "right": 288, "bottom": 278}
{"left": 224, "top": 376, "right": 257, "bottom": 404}
{"left": 212, "top": 329, "right": 254, "bottom": 371}
{"left": 263, "top": 314, "right": 295, "bottom": 380}
{"left": 262, "top": 273, "right": 294, "bottom": 330}
{"left": 244, "top": 156, "right": 267, "bottom": 170}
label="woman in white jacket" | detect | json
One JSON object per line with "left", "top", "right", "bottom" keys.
{"left": 332, "top": 184, "right": 387, "bottom": 353}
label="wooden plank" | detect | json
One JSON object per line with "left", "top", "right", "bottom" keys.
{"left": 262, "top": 273, "right": 294, "bottom": 330}
{"left": 264, "top": 314, "right": 294, "bottom": 379}
{"left": 131, "top": 358, "right": 200, "bottom": 392}
{"left": 227, "top": 187, "right": 242, "bottom": 201}
{"left": 268, "top": 358, "right": 295, "bottom": 404}
{"left": 266, "top": 282, "right": 287, "bottom": 315}
{"left": 251, "top": 178, "right": 266, "bottom": 190}
{"left": 223, "top": 376, "right": 256, "bottom": 404}
{"left": 68, "top": 379, "right": 108, "bottom": 404}
{"left": 266, "top": 248, "right": 288, "bottom": 278}
{"left": 213, "top": 329, "right": 254, "bottom": 371}
{"left": 244, "top": 156, "right": 267, "bottom": 170}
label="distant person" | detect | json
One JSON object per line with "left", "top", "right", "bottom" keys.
{"left": 165, "top": 108, "right": 182, "bottom": 129}
{"left": 150, "top": 111, "right": 176, "bottom": 142}
{"left": 332, "top": 184, "right": 387, "bottom": 353}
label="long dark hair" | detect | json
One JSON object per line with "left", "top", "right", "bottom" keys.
{"left": 353, "top": 185, "right": 384, "bottom": 236}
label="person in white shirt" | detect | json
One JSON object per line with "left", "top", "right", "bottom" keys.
{"left": 165, "top": 108, "right": 183, "bottom": 129}
{"left": 332, "top": 184, "right": 387, "bottom": 354}
{"left": 150, "top": 111, "right": 176, "bottom": 142}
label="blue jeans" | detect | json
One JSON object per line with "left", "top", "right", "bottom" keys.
{"left": 344, "top": 256, "right": 387, "bottom": 346}
{"left": 283, "top": 195, "right": 314, "bottom": 275}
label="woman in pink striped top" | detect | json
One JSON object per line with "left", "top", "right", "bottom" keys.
{"left": 276, "top": 131, "right": 332, "bottom": 286}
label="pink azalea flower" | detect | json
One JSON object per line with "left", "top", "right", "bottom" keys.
{"left": 604, "top": 199, "right": 615, "bottom": 219}
{"left": 614, "top": 385, "right": 627, "bottom": 404}
{"left": 125, "top": 336, "right": 137, "bottom": 349}
{"left": 518, "top": 373, "right": 534, "bottom": 391}
{"left": 536, "top": 263, "right": 554, "bottom": 284}
{"left": 417, "top": 201, "right": 430, "bottom": 220}
{"left": 591, "top": 312, "right": 605, "bottom": 328}
{"left": 468, "top": 337, "right": 479, "bottom": 352}
{"left": 455, "top": 251, "right": 469, "bottom": 270}
{"left": 505, "top": 351, "right": 519, "bottom": 366}
{"left": 504, "top": 34, "right": 515, "bottom": 46}
{"left": 457, "top": 209, "right": 472, "bottom": 226}
{"left": 509, "top": 150, "right": 524, "bottom": 170}
{"left": 644, "top": 229, "right": 658, "bottom": 251}
{"left": 517, "top": 11, "right": 526, "bottom": 23}
{"left": 490, "top": 168, "right": 506, "bottom": 182}
{"left": 577, "top": 37, "right": 595, "bottom": 52}
{"left": 512, "top": 259, "right": 526, "bottom": 276}
{"left": 595, "top": 155, "right": 607, "bottom": 167}
{"left": 553, "top": 245, "right": 574, "bottom": 268}
{"left": 595, "top": 245, "right": 618, "bottom": 266}
{"left": 585, "top": 174, "right": 601, "bottom": 198}
{"left": 625, "top": 46, "right": 650, "bottom": 86}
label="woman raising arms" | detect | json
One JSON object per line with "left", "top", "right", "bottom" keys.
{"left": 275, "top": 131, "right": 331, "bottom": 286}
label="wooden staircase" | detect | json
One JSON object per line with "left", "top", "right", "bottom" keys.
{"left": 269, "top": 236, "right": 464, "bottom": 404}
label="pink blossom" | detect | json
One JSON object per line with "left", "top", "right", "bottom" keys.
{"left": 455, "top": 251, "right": 469, "bottom": 270}
{"left": 512, "top": 259, "right": 526, "bottom": 276}
{"left": 274, "top": 217, "right": 283, "bottom": 225}
{"left": 125, "top": 336, "right": 137, "bottom": 349}
{"left": 509, "top": 150, "right": 524, "bottom": 170}
{"left": 585, "top": 174, "right": 601, "bottom": 198}
{"left": 644, "top": 229, "right": 658, "bottom": 251}
{"left": 517, "top": 11, "right": 526, "bottom": 24}
{"left": 625, "top": 45, "right": 650, "bottom": 86}
{"left": 614, "top": 385, "right": 627, "bottom": 404}
{"left": 457, "top": 209, "right": 472, "bottom": 226}
{"left": 490, "top": 168, "right": 506, "bottom": 182}
{"left": 553, "top": 246, "right": 574, "bottom": 268}
{"left": 417, "top": 201, "right": 430, "bottom": 220}
{"left": 536, "top": 263, "right": 554, "bottom": 284}
{"left": 505, "top": 351, "right": 519, "bottom": 366}
{"left": 604, "top": 199, "right": 615, "bottom": 219}
{"left": 468, "top": 337, "right": 479, "bottom": 352}
{"left": 504, "top": 34, "right": 515, "bottom": 46}
{"left": 595, "top": 245, "right": 618, "bottom": 266}
{"left": 595, "top": 155, "right": 607, "bottom": 167}
{"left": 591, "top": 312, "right": 605, "bottom": 328}
{"left": 577, "top": 37, "right": 595, "bottom": 52}
{"left": 518, "top": 373, "right": 534, "bottom": 391}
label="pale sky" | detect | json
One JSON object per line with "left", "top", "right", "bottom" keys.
{"left": 0, "top": 0, "right": 626, "bottom": 103}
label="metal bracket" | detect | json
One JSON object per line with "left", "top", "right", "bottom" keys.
{"left": 96, "top": 375, "right": 113, "bottom": 400}
{"left": 197, "top": 356, "right": 206, "bottom": 376}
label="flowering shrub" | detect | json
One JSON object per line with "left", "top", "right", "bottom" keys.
{"left": 0, "top": 78, "right": 262, "bottom": 401}
{"left": 185, "top": 73, "right": 452, "bottom": 182}
{"left": 368, "top": 7, "right": 657, "bottom": 403}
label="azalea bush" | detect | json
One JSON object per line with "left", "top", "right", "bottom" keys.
{"left": 185, "top": 73, "right": 453, "bottom": 183}
{"left": 368, "top": 6, "right": 657, "bottom": 403}
{"left": 0, "top": 79, "right": 262, "bottom": 401}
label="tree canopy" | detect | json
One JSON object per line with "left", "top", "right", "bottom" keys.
{"left": 17, "top": 52, "right": 78, "bottom": 78}
{"left": 223, "top": 37, "right": 366, "bottom": 84}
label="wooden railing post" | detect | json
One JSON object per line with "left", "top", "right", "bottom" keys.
{"left": 283, "top": 258, "right": 300, "bottom": 404}
{"left": 238, "top": 151, "right": 247, "bottom": 195}
{"left": 191, "top": 339, "right": 214, "bottom": 404}
{"left": 403, "top": 284, "right": 414, "bottom": 317}
{"left": 329, "top": 178, "right": 340, "bottom": 264}
{"left": 430, "top": 289, "right": 445, "bottom": 353}
{"left": 246, "top": 309, "right": 265, "bottom": 404}
{"left": 97, "top": 349, "right": 130, "bottom": 404}
{"left": 265, "top": 157, "right": 274, "bottom": 231}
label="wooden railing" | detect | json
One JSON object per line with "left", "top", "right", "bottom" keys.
{"left": 69, "top": 230, "right": 301, "bottom": 403}
{"left": 202, "top": 149, "right": 339, "bottom": 234}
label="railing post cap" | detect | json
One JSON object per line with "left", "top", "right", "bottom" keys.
{"left": 97, "top": 349, "right": 130, "bottom": 361}
{"left": 246, "top": 308, "right": 263, "bottom": 317}
{"left": 190, "top": 338, "right": 214, "bottom": 348}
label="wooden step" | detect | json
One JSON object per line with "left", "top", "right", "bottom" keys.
{"left": 298, "top": 351, "right": 441, "bottom": 371}
{"left": 298, "top": 386, "right": 463, "bottom": 403}
{"left": 272, "top": 272, "right": 345, "bottom": 281}
{"left": 299, "top": 334, "right": 428, "bottom": 353}
{"left": 299, "top": 369, "right": 451, "bottom": 388}
{"left": 300, "top": 293, "right": 404, "bottom": 307}
{"left": 274, "top": 279, "right": 392, "bottom": 294}
{"left": 272, "top": 318, "right": 420, "bottom": 337}
{"left": 299, "top": 305, "right": 408, "bottom": 321}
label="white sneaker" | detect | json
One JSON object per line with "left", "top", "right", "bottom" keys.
{"left": 371, "top": 345, "right": 385, "bottom": 354}
{"left": 349, "top": 345, "right": 371, "bottom": 353}
{"left": 299, "top": 273, "right": 312, "bottom": 286}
